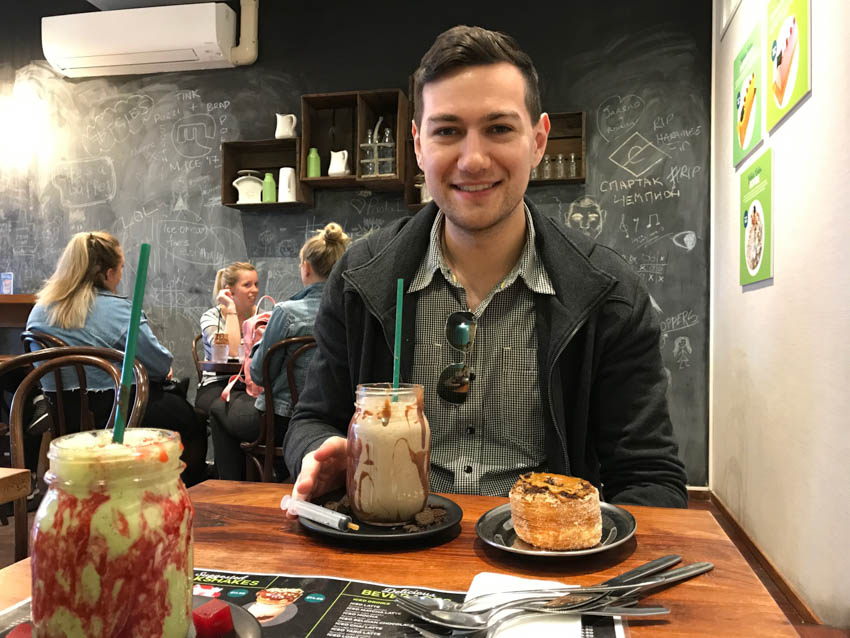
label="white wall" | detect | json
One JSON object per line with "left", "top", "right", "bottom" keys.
{"left": 711, "top": 0, "right": 850, "bottom": 626}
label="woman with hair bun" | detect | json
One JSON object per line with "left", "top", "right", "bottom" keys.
{"left": 196, "top": 261, "right": 259, "bottom": 415}
{"left": 209, "top": 222, "right": 351, "bottom": 481}
{"left": 26, "top": 231, "right": 206, "bottom": 485}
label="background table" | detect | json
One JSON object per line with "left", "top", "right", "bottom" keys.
{"left": 0, "top": 481, "right": 801, "bottom": 636}
{"left": 200, "top": 361, "right": 242, "bottom": 374}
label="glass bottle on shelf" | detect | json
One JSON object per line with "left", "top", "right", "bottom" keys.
{"left": 360, "top": 129, "right": 376, "bottom": 176}
{"left": 541, "top": 154, "right": 552, "bottom": 180}
{"left": 307, "top": 147, "right": 321, "bottom": 177}
{"left": 554, "top": 153, "right": 565, "bottom": 179}
{"left": 530, "top": 164, "right": 539, "bottom": 180}
{"left": 568, "top": 152, "right": 577, "bottom": 178}
{"left": 378, "top": 127, "right": 395, "bottom": 174}
{"left": 262, "top": 172, "right": 276, "bottom": 202}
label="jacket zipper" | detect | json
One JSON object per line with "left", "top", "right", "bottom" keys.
{"left": 546, "top": 288, "right": 613, "bottom": 474}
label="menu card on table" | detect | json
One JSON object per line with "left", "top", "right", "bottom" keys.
{"left": 0, "top": 567, "right": 621, "bottom": 637}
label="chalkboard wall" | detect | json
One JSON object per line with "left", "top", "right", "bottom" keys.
{"left": 0, "top": 1, "right": 711, "bottom": 484}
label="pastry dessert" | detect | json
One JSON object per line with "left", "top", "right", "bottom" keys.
{"left": 509, "top": 472, "right": 602, "bottom": 550}
{"left": 249, "top": 588, "right": 303, "bottom": 622}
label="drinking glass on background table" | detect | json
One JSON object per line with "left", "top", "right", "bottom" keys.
{"left": 211, "top": 332, "right": 229, "bottom": 363}
{"left": 346, "top": 383, "right": 430, "bottom": 525}
{"left": 31, "top": 428, "right": 194, "bottom": 637}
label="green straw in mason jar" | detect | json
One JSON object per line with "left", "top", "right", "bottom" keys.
{"left": 392, "top": 278, "right": 403, "bottom": 394}
{"left": 112, "top": 243, "right": 151, "bottom": 444}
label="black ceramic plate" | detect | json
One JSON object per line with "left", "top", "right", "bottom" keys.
{"left": 187, "top": 595, "right": 262, "bottom": 638}
{"left": 475, "top": 502, "right": 636, "bottom": 557}
{"left": 298, "top": 493, "right": 463, "bottom": 542}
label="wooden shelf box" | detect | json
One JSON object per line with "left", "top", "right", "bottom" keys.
{"left": 221, "top": 138, "right": 312, "bottom": 209}
{"left": 531, "top": 111, "right": 587, "bottom": 184}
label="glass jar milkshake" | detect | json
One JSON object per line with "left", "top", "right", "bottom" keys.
{"left": 346, "top": 383, "right": 430, "bottom": 525}
{"left": 31, "top": 428, "right": 194, "bottom": 637}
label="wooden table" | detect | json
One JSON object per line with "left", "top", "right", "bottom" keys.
{"left": 0, "top": 294, "right": 35, "bottom": 329}
{"left": 0, "top": 481, "right": 799, "bottom": 636}
{"left": 200, "top": 360, "right": 242, "bottom": 374}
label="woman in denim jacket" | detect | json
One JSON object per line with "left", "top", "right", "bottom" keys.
{"left": 208, "top": 223, "right": 350, "bottom": 480}
{"left": 26, "top": 231, "right": 207, "bottom": 485}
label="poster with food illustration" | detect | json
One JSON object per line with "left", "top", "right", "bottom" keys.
{"left": 740, "top": 149, "right": 772, "bottom": 285}
{"left": 733, "top": 24, "right": 762, "bottom": 166}
{"left": 766, "top": 0, "right": 810, "bottom": 131}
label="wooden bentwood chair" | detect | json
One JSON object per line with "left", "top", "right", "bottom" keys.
{"left": 191, "top": 334, "right": 204, "bottom": 384}
{"left": 241, "top": 336, "right": 317, "bottom": 483}
{"left": 0, "top": 347, "right": 149, "bottom": 561}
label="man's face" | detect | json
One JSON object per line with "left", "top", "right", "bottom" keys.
{"left": 413, "top": 63, "right": 549, "bottom": 235}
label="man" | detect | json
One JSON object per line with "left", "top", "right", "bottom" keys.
{"left": 284, "top": 25, "right": 688, "bottom": 508}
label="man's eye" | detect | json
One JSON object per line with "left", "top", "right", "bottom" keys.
{"left": 489, "top": 125, "right": 513, "bottom": 134}
{"left": 589, "top": 214, "right": 599, "bottom": 222}
{"left": 433, "top": 127, "right": 457, "bottom": 137}
{"left": 571, "top": 214, "right": 583, "bottom": 222}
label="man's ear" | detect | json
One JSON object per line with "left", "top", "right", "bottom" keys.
{"left": 412, "top": 119, "right": 423, "bottom": 169}
{"left": 532, "top": 112, "right": 551, "bottom": 164}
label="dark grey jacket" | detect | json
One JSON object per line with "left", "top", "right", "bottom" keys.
{"left": 284, "top": 199, "right": 688, "bottom": 507}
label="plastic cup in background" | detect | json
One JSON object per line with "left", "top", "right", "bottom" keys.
{"left": 211, "top": 342, "right": 229, "bottom": 363}
{"left": 237, "top": 343, "right": 246, "bottom": 361}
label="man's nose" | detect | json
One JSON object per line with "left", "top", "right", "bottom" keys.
{"left": 457, "top": 133, "right": 490, "bottom": 173}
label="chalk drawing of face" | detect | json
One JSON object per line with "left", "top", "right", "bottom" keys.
{"left": 564, "top": 196, "right": 606, "bottom": 239}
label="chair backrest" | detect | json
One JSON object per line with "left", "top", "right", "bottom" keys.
{"left": 0, "top": 347, "right": 150, "bottom": 437}
{"left": 20, "top": 330, "right": 93, "bottom": 433}
{"left": 242, "top": 336, "right": 317, "bottom": 482}
{"left": 192, "top": 334, "right": 203, "bottom": 383}
{"left": 0, "top": 348, "right": 149, "bottom": 561}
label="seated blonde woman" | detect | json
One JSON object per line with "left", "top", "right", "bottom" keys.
{"left": 208, "top": 223, "right": 350, "bottom": 481}
{"left": 26, "top": 231, "right": 207, "bottom": 486}
{"left": 195, "top": 261, "right": 259, "bottom": 415}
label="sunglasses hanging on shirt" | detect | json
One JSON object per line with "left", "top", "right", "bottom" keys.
{"left": 437, "top": 311, "right": 477, "bottom": 404}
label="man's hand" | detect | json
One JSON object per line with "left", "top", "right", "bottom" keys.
{"left": 286, "top": 436, "right": 348, "bottom": 518}
{"left": 216, "top": 289, "right": 236, "bottom": 315}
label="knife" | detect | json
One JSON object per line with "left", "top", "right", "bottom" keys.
{"left": 597, "top": 554, "right": 682, "bottom": 587}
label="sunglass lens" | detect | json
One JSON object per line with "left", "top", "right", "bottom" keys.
{"left": 445, "top": 311, "right": 476, "bottom": 353}
{"left": 437, "top": 363, "right": 472, "bottom": 404}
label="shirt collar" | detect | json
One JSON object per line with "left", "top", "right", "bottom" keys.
{"left": 409, "top": 204, "right": 555, "bottom": 295}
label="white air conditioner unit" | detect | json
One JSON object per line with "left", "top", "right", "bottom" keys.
{"left": 42, "top": 2, "right": 237, "bottom": 78}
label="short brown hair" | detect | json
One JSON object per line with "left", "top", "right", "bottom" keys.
{"left": 412, "top": 25, "right": 542, "bottom": 126}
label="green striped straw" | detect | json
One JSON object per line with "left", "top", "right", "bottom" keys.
{"left": 392, "top": 278, "right": 403, "bottom": 392}
{"left": 112, "top": 243, "right": 151, "bottom": 444}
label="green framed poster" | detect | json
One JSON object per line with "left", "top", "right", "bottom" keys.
{"left": 766, "top": 0, "right": 810, "bottom": 130}
{"left": 740, "top": 149, "right": 772, "bottom": 285}
{"left": 733, "top": 24, "right": 762, "bottom": 166}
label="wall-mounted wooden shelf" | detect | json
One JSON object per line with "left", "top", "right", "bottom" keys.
{"left": 299, "top": 89, "right": 409, "bottom": 191}
{"left": 530, "top": 111, "right": 586, "bottom": 184}
{"left": 221, "top": 138, "right": 312, "bottom": 209}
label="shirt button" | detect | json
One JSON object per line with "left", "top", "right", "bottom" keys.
{"left": 464, "top": 465, "right": 473, "bottom": 474}
{"left": 466, "top": 426, "right": 475, "bottom": 435}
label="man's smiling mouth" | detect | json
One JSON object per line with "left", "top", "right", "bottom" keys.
{"left": 454, "top": 182, "right": 498, "bottom": 192}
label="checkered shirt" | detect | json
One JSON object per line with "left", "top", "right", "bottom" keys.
{"left": 409, "top": 205, "right": 557, "bottom": 496}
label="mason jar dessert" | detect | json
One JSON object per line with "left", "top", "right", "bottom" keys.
{"left": 346, "top": 383, "right": 430, "bottom": 525}
{"left": 31, "top": 428, "right": 194, "bottom": 637}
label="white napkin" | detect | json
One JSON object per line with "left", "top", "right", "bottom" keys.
{"left": 465, "top": 572, "right": 624, "bottom": 638}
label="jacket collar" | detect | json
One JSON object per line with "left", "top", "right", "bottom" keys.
{"left": 344, "top": 198, "right": 616, "bottom": 358}
{"left": 291, "top": 281, "right": 325, "bottom": 301}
